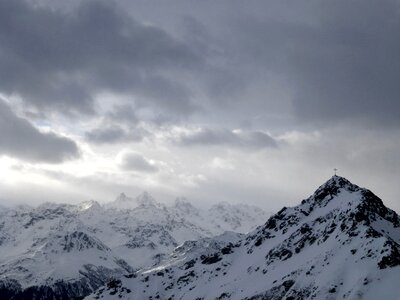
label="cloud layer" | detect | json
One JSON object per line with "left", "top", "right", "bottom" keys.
{"left": 177, "top": 128, "right": 277, "bottom": 149}
{"left": 85, "top": 126, "right": 147, "bottom": 144}
{"left": 0, "top": 100, "right": 79, "bottom": 163}
{"left": 118, "top": 151, "right": 158, "bottom": 173}
{"left": 0, "top": 0, "right": 399, "bottom": 212}
{"left": 3, "top": 0, "right": 399, "bottom": 127}
{"left": 0, "top": 0, "right": 201, "bottom": 116}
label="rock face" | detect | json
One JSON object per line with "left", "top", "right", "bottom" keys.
{"left": 0, "top": 194, "right": 268, "bottom": 299}
{"left": 87, "top": 176, "right": 400, "bottom": 300}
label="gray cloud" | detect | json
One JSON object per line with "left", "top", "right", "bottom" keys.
{"left": 85, "top": 126, "right": 147, "bottom": 144}
{"left": 177, "top": 128, "right": 277, "bottom": 149}
{"left": 0, "top": 0, "right": 201, "bottom": 116}
{"left": 1, "top": 0, "right": 399, "bottom": 212}
{"left": 2, "top": 0, "right": 400, "bottom": 128}
{"left": 107, "top": 104, "right": 139, "bottom": 124}
{"left": 223, "top": 0, "right": 400, "bottom": 127}
{"left": 119, "top": 152, "right": 158, "bottom": 173}
{"left": 119, "top": 0, "right": 400, "bottom": 129}
{"left": 85, "top": 126, "right": 126, "bottom": 144}
{"left": 0, "top": 100, "right": 79, "bottom": 163}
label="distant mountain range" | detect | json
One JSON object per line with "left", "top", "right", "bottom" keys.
{"left": 0, "top": 192, "right": 268, "bottom": 299}
{"left": 87, "top": 176, "right": 400, "bottom": 300}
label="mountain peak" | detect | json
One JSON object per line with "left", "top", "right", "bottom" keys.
{"left": 86, "top": 176, "right": 400, "bottom": 300}
{"left": 135, "top": 191, "right": 157, "bottom": 207}
{"left": 310, "top": 175, "right": 361, "bottom": 205}
{"left": 77, "top": 200, "right": 102, "bottom": 211}
{"left": 106, "top": 191, "right": 158, "bottom": 209}
{"left": 118, "top": 192, "right": 129, "bottom": 200}
{"left": 321, "top": 175, "right": 358, "bottom": 189}
{"left": 174, "top": 197, "right": 192, "bottom": 208}
{"left": 105, "top": 192, "right": 136, "bottom": 210}
{"left": 174, "top": 197, "right": 199, "bottom": 215}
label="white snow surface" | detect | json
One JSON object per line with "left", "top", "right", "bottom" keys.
{"left": 87, "top": 176, "right": 400, "bottom": 300}
{"left": 0, "top": 192, "right": 268, "bottom": 292}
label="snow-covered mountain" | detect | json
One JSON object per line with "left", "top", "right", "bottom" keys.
{"left": 0, "top": 193, "right": 268, "bottom": 299}
{"left": 88, "top": 176, "right": 400, "bottom": 300}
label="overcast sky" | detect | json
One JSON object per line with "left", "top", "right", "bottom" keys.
{"left": 0, "top": 0, "right": 399, "bottom": 212}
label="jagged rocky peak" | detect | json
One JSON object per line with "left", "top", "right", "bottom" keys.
{"left": 303, "top": 175, "right": 362, "bottom": 207}
{"left": 115, "top": 192, "right": 132, "bottom": 202}
{"left": 305, "top": 175, "right": 399, "bottom": 227}
{"left": 251, "top": 175, "right": 400, "bottom": 257}
{"left": 317, "top": 174, "right": 360, "bottom": 192}
{"left": 61, "top": 231, "right": 110, "bottom": 252}
{"left": 77, "top": 199, "right": 102, "bottom": 211}
{"left": 135, "top": 191, "right": 157, "bottom": 207}
{"left": 107, "top": 192, "right": 147, "bottom": 210}
{"left": 174, "top": 197, "right": 198, "bottom": 214}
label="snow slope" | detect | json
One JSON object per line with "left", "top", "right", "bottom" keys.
{"left": 0, "top": 193, "right": 268, "bottom": 299}
{"left": 87, "top": 176, "right": 400, "bottom": 300}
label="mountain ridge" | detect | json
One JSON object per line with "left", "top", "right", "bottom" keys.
{"left": 0, "top": 193, "right": 269, "bottom": 300}
{"left": 88, "top": 176, "right": 400, "bottom": 300}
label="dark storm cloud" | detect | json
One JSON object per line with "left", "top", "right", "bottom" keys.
{"left": 2, "top": 0, "right": 399, "bottom": 129}
{"left": 0, "top": 0, "right": 201, "bottom": 115}
{"left": 85, "top": 126, "right": 147, "bottom": 144}
{"left": 227, "top": 0, "right": 400, "bottom": 127}
{"left": 107, "top": 104, "right": 139, "bottom": 124}
{"left": 85, "top": 126, "right": 126, "bottom": 144}
{"left": 177, "top": 128, "right": 277, "bottom": 149}
{"left": 0, "top": 100, "right": 79, "bottom": 163}
{"left": 119, "top": 152, "right": 158, "bottom": 173}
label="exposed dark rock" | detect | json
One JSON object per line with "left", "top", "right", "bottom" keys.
{"left": 201, "top": 254, "right": 222, "bottom": 265}
{"left": 177, "top": 271, "right": 195, "bottom": 284}
{"left": 378, "top": 241, "right": 400, "bottom": 269}
{"left": 184, "top": 259, "right": 197, "bottom": 270}
{"left": 244, "top": 280, "right": 295, "bottom": 300}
